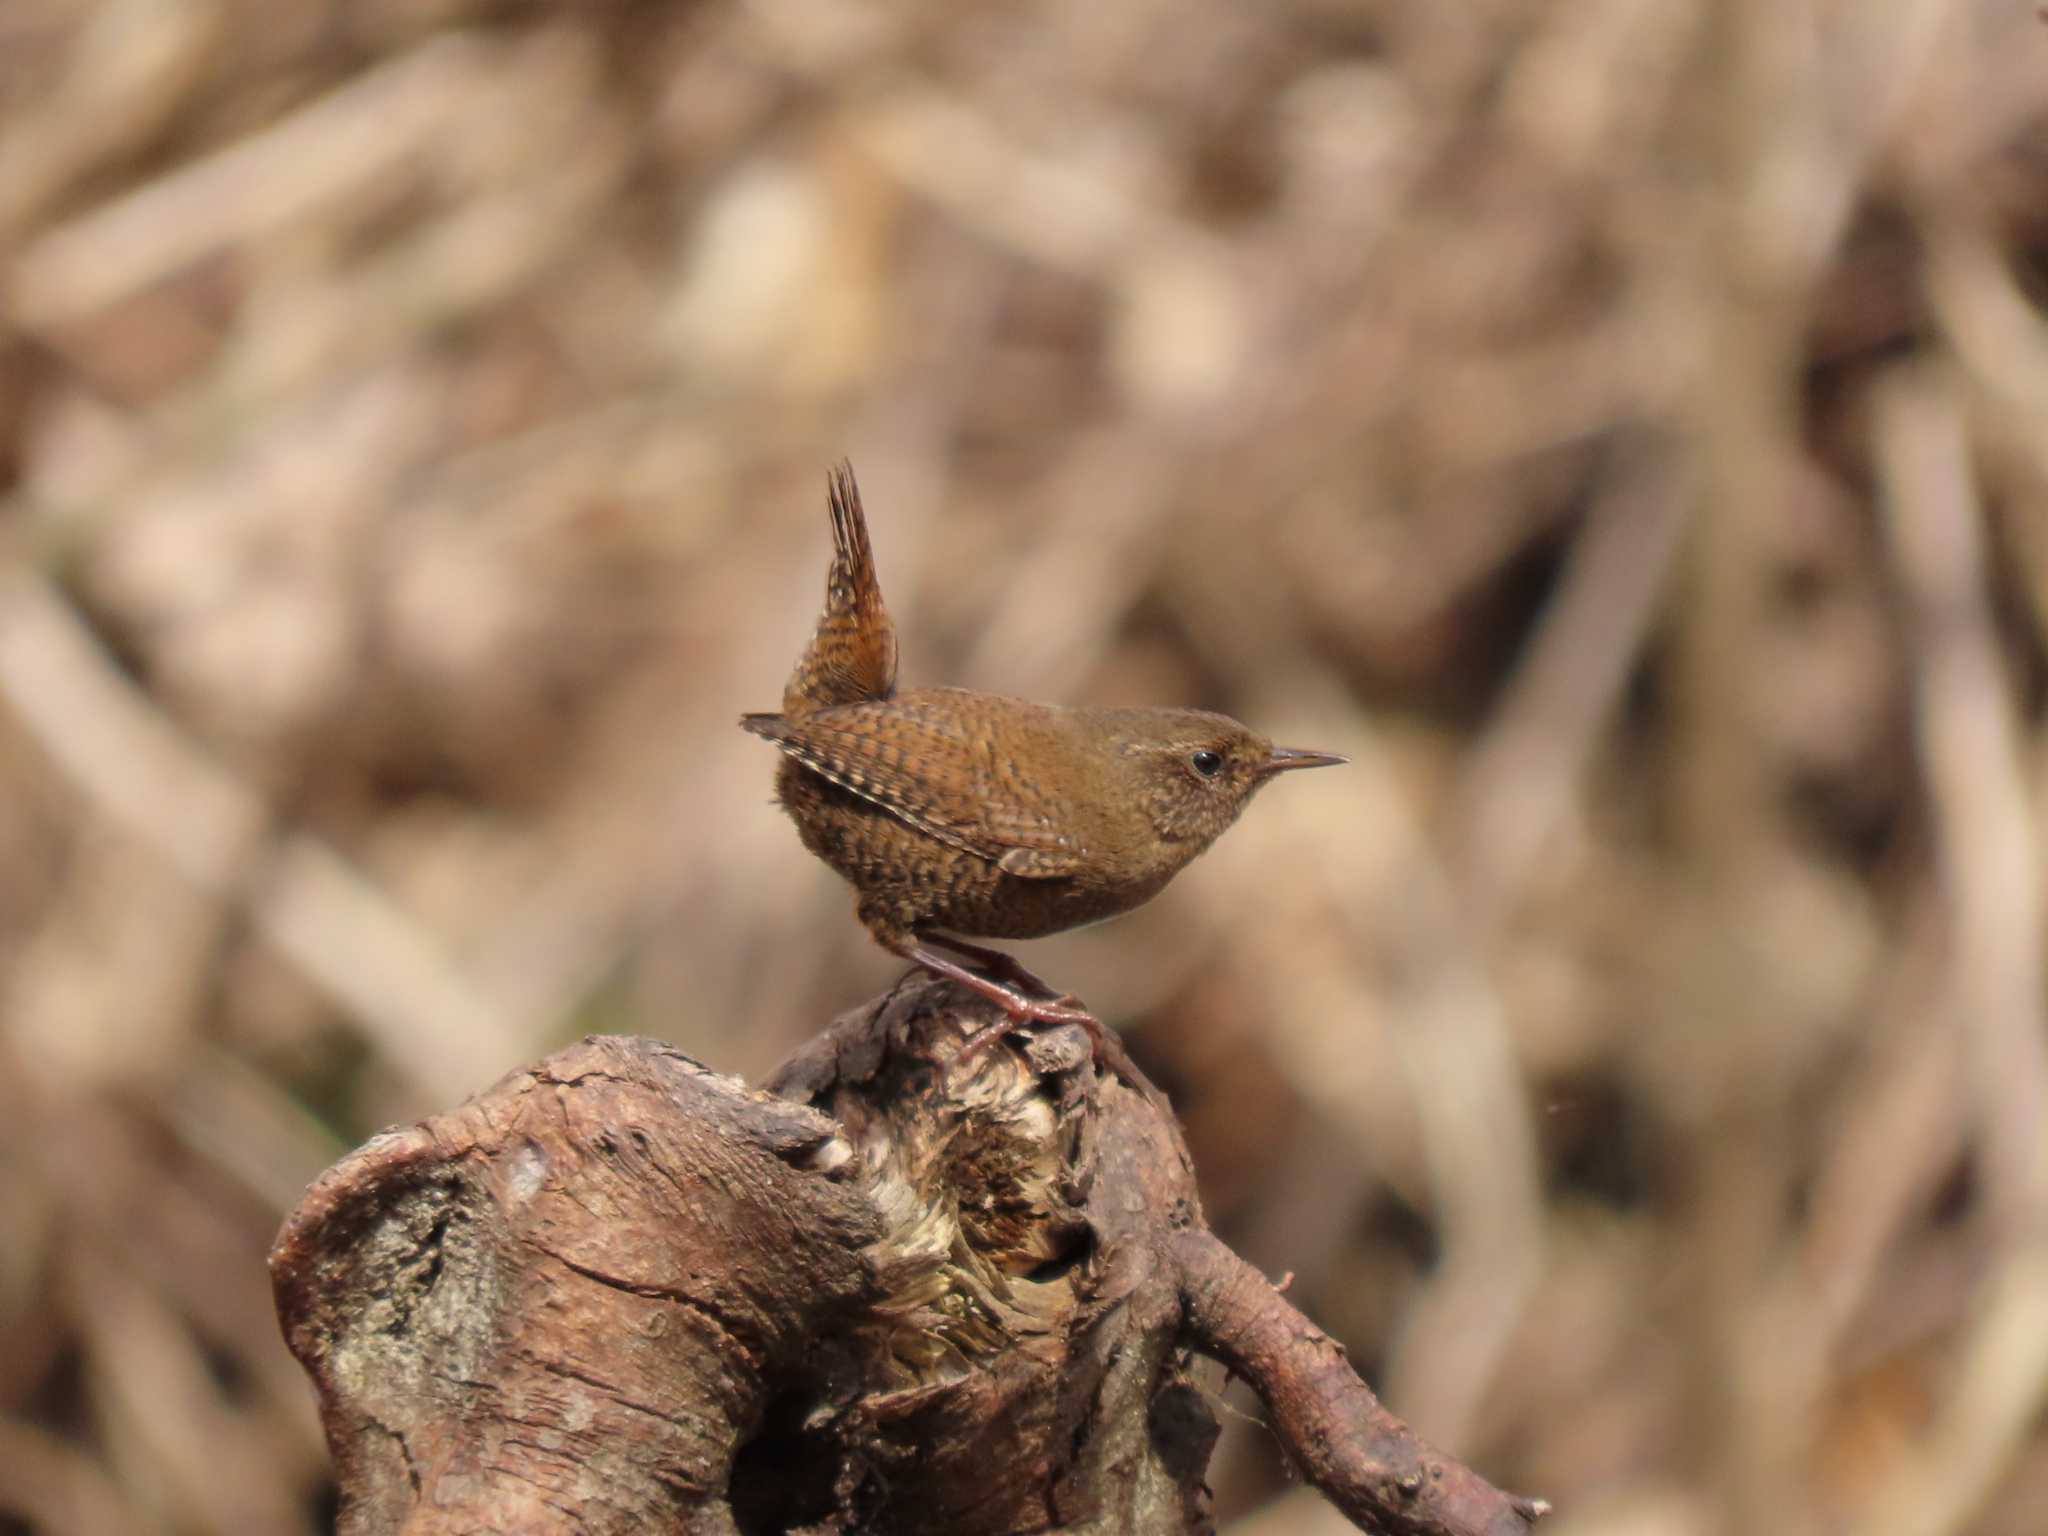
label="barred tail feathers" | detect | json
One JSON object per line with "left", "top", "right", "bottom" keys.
{"left": 782, "top": 460, "right": 899, "bottom": 713}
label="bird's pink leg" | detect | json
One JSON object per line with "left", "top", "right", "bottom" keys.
{"left": 917, "top": 932, "right": 1059, "bottom": 997}
{"left": 908, "top": 945, "right": 1095, "bottom": 1029}
{"left": 908, "top": 944, "right": 1160, "bottom": 1102}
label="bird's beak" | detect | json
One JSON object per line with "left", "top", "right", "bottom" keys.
{"left": 1260, "top": 746, "right": 1348, "bottom": 776}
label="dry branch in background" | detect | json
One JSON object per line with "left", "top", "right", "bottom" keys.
{"left": 271, "top": 979, "right": 1546, "bottom": 1536}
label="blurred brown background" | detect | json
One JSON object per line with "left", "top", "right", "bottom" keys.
{"left": 4, "top": 1, "right": 2048, "bottom": 1533}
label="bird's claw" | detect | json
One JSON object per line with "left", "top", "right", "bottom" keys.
{"left": 1015, "top": 993, "right": 1094, "bottom": 1027}
{"left": 954, "top": 993, "right": 1096, "bottom": 1060}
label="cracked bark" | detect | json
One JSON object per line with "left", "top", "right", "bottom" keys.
{"left": 271, "top": 975, "right": 1548, "bottom": 1534}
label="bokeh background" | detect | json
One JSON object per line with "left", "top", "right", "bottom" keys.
{"left": 4, "top": 1, "right": 2048, "bottom": 1533}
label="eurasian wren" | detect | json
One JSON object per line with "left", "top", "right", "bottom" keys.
{"left": 743, "top": 462, "right": 1344, "bottom": 1049}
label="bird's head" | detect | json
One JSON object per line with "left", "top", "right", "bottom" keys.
{"left": 1088, "top": 707, "right": 1345, "bottom": 864}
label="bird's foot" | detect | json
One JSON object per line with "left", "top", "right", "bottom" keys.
{"left": 916, "top": 932, "right": 1056, "bottom": 996}
{"left": 910, "top": 944, "right": 1082, "bottom": 1027}
{"left": 911, "top": 944, "right": 1161, "bottom": 1103}
{"left": 954, "top": 992, "right": 1098, "bottom": 1061}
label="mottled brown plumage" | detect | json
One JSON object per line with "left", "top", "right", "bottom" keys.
{"left": 743, "top": 462, "right": 1344, "bottom": 1040}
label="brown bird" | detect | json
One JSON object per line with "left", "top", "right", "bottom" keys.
{"left": 743, "top": 462, "right": 1344, "bottom": 1053}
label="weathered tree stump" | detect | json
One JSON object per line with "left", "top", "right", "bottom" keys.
{"left": 271, "top": 974, "right": 1548, "bottom": 1534}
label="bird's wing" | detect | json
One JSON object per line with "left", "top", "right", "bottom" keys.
{"left": 740, "top": 701, "right": 1084, "bottom": 877}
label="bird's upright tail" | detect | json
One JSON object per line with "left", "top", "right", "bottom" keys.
{"left": 783, "top": 460, "right": 899, "bottom": 715}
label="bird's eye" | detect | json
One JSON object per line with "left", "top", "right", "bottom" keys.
{"left": 1190, "top": 749, "right": 1224, "bottom": 778}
